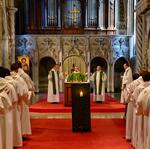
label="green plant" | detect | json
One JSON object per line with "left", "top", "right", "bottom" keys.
{"left": 67, "top": 72, "right": 86, "bottom": 82}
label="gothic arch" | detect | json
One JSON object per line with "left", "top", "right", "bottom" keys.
{"left": 63, "top": 55, "right": 86, "bottom": 74}
{"left": 39, "top": 57, "right": 56, "bottom": 92}
{"left": 90, "top": 56, "right": 108, "bottom": 92}
{"left": 113, "top": 57, "right": 128, "bottom": 92}
{"left": 90, "top": 57, "right": 108, "bottom": 73}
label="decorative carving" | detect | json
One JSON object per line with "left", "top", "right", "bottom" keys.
{"left": 37, "top": 37, "right": 59, "bottom": 61}
{"left": 112, "top": 36, "right": 129, "bottom": 61}
{"left": 90, "top": 37, "right": 111, "bottom": 61}
{"left": 15, "top": 35, "right": 131, "bottom": 93}
{"left": 62, "top": 37, "right": 87, "bottom": 60}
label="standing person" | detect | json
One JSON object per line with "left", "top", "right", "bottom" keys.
{"left": 47, "top": 64, "right": 60, "bottom": 103}
{"left": 91, "top": 65, "right": 107, "bottom": 103}
{"left": 120, "top": 62, "right": 133, "bottom": 103}
{"left": 10, "top": 63, "right": 32, "bottom": 137}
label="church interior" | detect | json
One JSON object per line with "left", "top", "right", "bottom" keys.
{"left": 0, "top": 0, "right": 150, "bottom": 149}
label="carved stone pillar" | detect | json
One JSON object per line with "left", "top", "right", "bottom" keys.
{"left": 59, "top": 37, "right": 62, "bottom": 71}
{"left": 87, "top": 38, "right": 90, "bottom": 80}
{"left": 98, "top": 0, "right": 105, "bottom": 29}
{"left": 110, "top": 66, "right": 114, "bottom": 93}
{"left": 33, "top": 49, "right": 39, "bottom": 92}
{"left": 0, "top": 1, "right": 2, "bottom": 65}
{"left": 136, "top": 15, "right": 144, "bottom": 73}
{"left": 108, "top": 0, "right": 115, "bottom": 30}
{"left": 2, "top": 0, "right": 9, "bottom": 67}
{"left": 7, "top": 7, "right": 17, "bottom": 64}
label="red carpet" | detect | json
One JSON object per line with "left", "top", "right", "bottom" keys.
{"left": 17, "top": 119, "right": 133, "bottom": 149}
{"left": 30, "top": 94, "right": 125, "bottom": 113}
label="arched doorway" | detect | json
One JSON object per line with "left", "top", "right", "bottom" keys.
{"left": 90, "top": 57, "right": 107, "bottom": 92}
{"left": 39, "top": 57, "right": 56, "bottom": 92}
{"left": 114, "top": 57, "right": 128, "bottom": 92}
{"left": 63, "top": 55, "right": 86, "bottom": 74}
{"left": 90, "top": 57, "right": 107, "bottom": 73}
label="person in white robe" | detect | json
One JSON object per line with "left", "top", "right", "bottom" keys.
{"left": 47, "top": 64, "right": 60, "bottom": 103}
{"left": 91, "top": 65, "right": 107, "bottom": 102}
{"left": 4, "top": 68, "right": 23, "bottom": 147}
{"left": 0, "top": 73, "right": 17, "bottom": 149}
{"left": 125, "top": 70, "right": 148, "bottom": 147}
{"left": 59, "top": 72, "right": 65, "bottom": 93}
{"left": 0, "top": 91, "right": 12, "bottom": 149}
{"left": 16, "top": 61, "right": 35, "bottom": 101}
{"left": 120, "top": 63, "right": 133, "bottom": 103}
{"left": 136, "top": 84, "right": 150, "bottom": 149}
{"left": 124, "top": 73, "right": 140, "bottom": 143}
{"left": 11, "top": 63, "right": 32, "bottom": 136}
{"left": 132, "top": 72, "right": 150, "bottom": 149}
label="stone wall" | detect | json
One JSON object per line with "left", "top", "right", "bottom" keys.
{"left": 16, "top": 35, "right": 133, "bottom": 92}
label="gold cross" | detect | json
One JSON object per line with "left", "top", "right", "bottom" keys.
{"left": 69, "top": 4, "right": 80, "bottom": 23}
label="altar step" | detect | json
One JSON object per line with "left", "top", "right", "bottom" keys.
{"left": 30, "top": 112, "right": 124, "bottom": 119}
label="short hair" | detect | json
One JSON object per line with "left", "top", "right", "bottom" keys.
{"left": 142, "top": 72, "right": 150, "bottom": 81}
{"left": 4, "top": 68, "right": 10, "bottom": 76}
{"left": 11, "top": 63, "right": 18, "bottom": 71}
{"left": 132, "top": 73, "right": 140, "bottom": 80}
{"left": 0, "top": 66, "right": 6, "bottom": 78}
{"left": 124, "top": 62, "right": 129, "bottom": 67}
{"left": 16, "top": 61, "right": 22, "bottom": 68}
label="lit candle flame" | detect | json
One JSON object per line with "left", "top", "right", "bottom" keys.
{"left": 80, "top": 91, "right": 83, "bottom": 97}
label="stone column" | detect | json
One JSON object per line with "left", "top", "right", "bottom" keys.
{"left": 0, "top": 0, "right": 2, "bottom": 65}
{"left": 136, "top": 15, "right": 144, "bottom": 73}
{"left": 107, "top": 63, "right": 110, "bottom": 92}
{"left": 1, "top": 0, "right": 9, "bottom": 67}
{"left": 108, "top": 0, "right": 115, "bottom": 30}
{"left": 59, "top": 37, "right": 62, "bottom": 71}
{"left": 7, "top": 6, "right": 17, "bottom": 64}
{"left": 111, "top": 63, "right": 114, "bottom": 92}
{"left": 98, "top": 0, "right": 105, "bottom": 29}
{"left": 33, "top": 46, "right": 39, "bottom": 93}
{"left": 87, "top": 50, "right": 90, "bottom": 80}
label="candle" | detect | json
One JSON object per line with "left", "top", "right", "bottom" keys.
{"left": 80, "top": 91, "right": 83, "bottom": 97}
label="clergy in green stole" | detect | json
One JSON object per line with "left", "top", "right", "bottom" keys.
{"left": 92, "top": 66, "right": 107, "bottom": 102}
{"left": 47, "top": 64, "right": 60, "bottom": 103}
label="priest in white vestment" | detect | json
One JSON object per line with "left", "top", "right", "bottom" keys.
{"left": 132, "top": 73, "right": 150, "bottom": 149}
{"left": 4, "top": 68, "right": 23, "bottom": 147}
{"left": 0, "top": 91, "right": 12, "bottom": 149}
{"left": 0, "top": 75, "right": 17, "bottom": 149}
{"left": 16, "top": 61, "right": 35, "bottom": 101}
{"left": 137, "top": 85, "right": 150, "bottom": 149}
{"left": 47, "top": 64, "right": 60, "bottom": 103}
{"left": 124, "top": 73, "right": 141, "bottom": 143}
{"left": 91, "top": 65, "right": 107, "bottom": 102}
{"left": 120, "top": 63, "right": 133, "bottom": 103}
{"left": 11, "top": 63, "right": 32, "bottom": 136}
